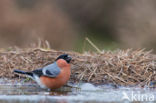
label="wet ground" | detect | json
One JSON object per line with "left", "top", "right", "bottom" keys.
{"left": 0, "top": 78, "right": 156, "bottom": 103}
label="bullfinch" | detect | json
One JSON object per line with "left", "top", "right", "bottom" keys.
{"left": 14, "top": 54, "right": 72, "bottom": 89}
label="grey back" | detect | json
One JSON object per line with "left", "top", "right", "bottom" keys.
{"left": 42, "top": 62, "right": 61, "bottom": 77}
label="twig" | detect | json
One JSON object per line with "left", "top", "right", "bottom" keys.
{"left": 85, "top": 37, "right": 102, "bottom": 53}
{"left": 45, "top": 40, "right": 51, "bottom": 49}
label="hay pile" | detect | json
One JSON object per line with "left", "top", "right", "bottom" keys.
{"left": 0, "top": 48, "right": 155, "bottom": 87}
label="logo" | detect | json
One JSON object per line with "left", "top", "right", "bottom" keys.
{"left": 122, "top": 91, "right": 154, "bottom": 101}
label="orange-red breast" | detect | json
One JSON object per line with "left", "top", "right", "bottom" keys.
{"left": 14, "top": 54, "right": 72, "bottom": 89}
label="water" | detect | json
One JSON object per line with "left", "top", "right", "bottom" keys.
{"left": 0, "top": 79, "right": 156, "bottom": 103}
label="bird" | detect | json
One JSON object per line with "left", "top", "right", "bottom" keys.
{"left": 14, "top": 54, "right": 72, "bottom": 89}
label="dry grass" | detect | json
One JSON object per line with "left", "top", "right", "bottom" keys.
{"left": 0, "top": 47, "right": 155, "bottom": 87}
{"left": 72, "top": 49, "right": 156, "bottom": 86}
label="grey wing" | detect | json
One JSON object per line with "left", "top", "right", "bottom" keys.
{"left": 42, "top": 62, "right": 61, "bottom": 77}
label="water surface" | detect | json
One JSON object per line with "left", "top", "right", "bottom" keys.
{"left": 0, "top": 79, "right": 156, "bottom": 103}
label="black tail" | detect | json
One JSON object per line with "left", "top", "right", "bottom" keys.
{"left": 14, "top": 69, "right": 33, "bottom": 77}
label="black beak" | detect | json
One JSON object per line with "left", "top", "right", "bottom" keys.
{"left": 66, "top": 56, "right": 72, "bottom": 63}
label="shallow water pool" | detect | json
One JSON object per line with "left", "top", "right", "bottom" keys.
{"left": 0, "top": 79, "right": 156, "bottom": 103}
